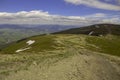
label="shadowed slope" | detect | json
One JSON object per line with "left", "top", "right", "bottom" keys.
{"left": 54, "top": 24, "right": 120, "bottom": 36}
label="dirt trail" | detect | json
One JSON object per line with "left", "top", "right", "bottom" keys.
{"left": 5, "top": 49, "right": 120, "bottom": 80}
{"left": 1, "top": 35, "right": 120, "bottom": 80}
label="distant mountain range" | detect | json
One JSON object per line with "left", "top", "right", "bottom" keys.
{"left": 0, "top": 24, "right": 79, "bottom": 31}
{"left": 0, "top": 24, "right": 79, "bottom": 46}
{"left": 54, "top": 24, "right": 120, "bottom": 36}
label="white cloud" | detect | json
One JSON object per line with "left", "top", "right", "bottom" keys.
{"left": 102, "top": 17, "right": 120, "bottom": 24}
{"left": 64, "top": 0, "right": 120, "bottom": 11}
{"left": 0, "top": 10, "right": 87, "bottom": 25}
{"left": 117, "top": 0, "right": 120, "bottom": 4}
{"left": 0, "top": 10, "right": 119, "bottom": 25}
{"left": 85, "top": 13, "right": 106, "bottom": 18}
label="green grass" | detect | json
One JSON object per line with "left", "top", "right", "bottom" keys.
{"left": 0, "top": 46, "right": 76, "bottom": 79}
{"left": 86, "top": 35, "right": 120, "bottom": 56}
{"left": 1, "top": 34, "right": 120, "bottom": 57}
{"left": 0, "top": 34, "right": 120, "bottom": 80}
{"left": 0, "top": 28, "right": 44, "bottom": 47}
{"left": 1, "top": 35, "right": 58, "bottom": 54}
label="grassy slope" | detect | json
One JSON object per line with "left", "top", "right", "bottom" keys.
{"left": 0, "top": 34, "right": 120, "bottom": 80}
{"left": 1, "top": 34, "right": 120, "bottom": 56}
{"left": 0, "top": 28, "right": 44, "bottom": 48}
{"left": 1, "top": 35, "right": 58, "bottom": 54}
{"left": 86, "top": 35, "right": 120, "bottom": 56}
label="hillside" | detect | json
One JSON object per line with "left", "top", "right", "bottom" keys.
{"left": 0, "top": 24, "right": 78, "bottom": 47}
{"left": 0, "top": 28, "right": 42, "bottom": 47}
{"left": 0, "top": 34, "right": 120, "bottom": 80}
{"left": 54, "top": 24, "right": 120, "bottom": 36}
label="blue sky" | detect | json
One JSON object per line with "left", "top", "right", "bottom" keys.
{"left": 0, "top": 0, "right": 119, "bottom": 16}
{"left": 0, "top": 0, "right": 120, "bottom": 25}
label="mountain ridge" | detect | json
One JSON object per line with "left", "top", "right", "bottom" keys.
{"left": 54, "top": 24, "right": 120, "bottom": 36}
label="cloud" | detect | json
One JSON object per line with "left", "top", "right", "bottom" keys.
{"left": 102, "top": 17, "right": 120, "bottom": 24}
{"left": 0, "top": 10, "right": 119, "bottom": 25}
{"left": 64, "top": 0, "right": 120, "bottom": 11}
{"left": 0, "top": 10, "right": 87, "bottom": 25}
{"left": 85, "top": 13, "right": 106, "bottom": 18}
{"left": 117, "top": 0, "right": 120, "bottom": 4}
{"left": 104, "top": 0, "right": 120, "bottom": 5}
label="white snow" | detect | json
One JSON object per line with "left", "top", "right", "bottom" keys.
{"left": 26, "top": 40, "right": 35, "bottom": 45}
{"left": 15, "top": 40, "right": 35, "bottom": 53}
{"left": 16, "top": 47, "right": 31, "bottom": 53}
{"left": 88, "top": 31, "right": 94, "bottom": 35}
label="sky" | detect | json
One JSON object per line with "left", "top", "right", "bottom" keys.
{"left": 0, "top": 0, "right": 120, "bottom": 25}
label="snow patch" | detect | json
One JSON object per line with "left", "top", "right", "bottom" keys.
{"left": 26, "top": 40, "right": 35, "bottom": 45}
{"left": 15, "top": 40, "right": 35, "bottom": 53}
{"left": 16, "top": 47, "right": 31, "bottom": 53}
{"left": 88, "top": 31, "right": 94, "bottom": 35}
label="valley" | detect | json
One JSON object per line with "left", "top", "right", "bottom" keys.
{"left": 0, "top": 24, "right": 78, "bottom": 48}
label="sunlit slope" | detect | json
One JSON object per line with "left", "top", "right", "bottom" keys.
{"left": 1, "top": 34, "right": 120, "bottom": 56}
{"left": 86, "top": 35, "right": 120, "bottom": 56}
{"left": 1, "top": 35, "right": 58, "bottom": 54}
{"left": 0, "top": 34, "right": 120, "bottom": 80}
